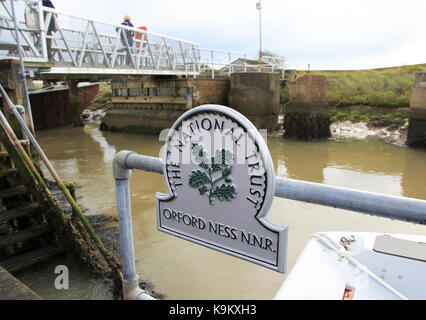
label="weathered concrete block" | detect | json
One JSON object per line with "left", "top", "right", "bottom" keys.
{"left": 415, "top": 71, "right": 426, "bottom": 86}
{"left": 407, "top": 119, "right": 426, "bottom": 147}
{"left": 100, "top": 108, "right": 183, "bottom": 135}
{"left": 228, "top": 72, "right": 280, "bottom": 118}
{"left": 283, "top": 111, "right": 331, "bottom": 140}
{"left": 289, "top": 74, "right": 328, "bottom": 106}
{"left": 407, "top": 70, "right": 426, "bottom": 147}
{"left": 283, "top": 74, "right": 330, "bottom": 140}
{"left": 192, "top": 79, "right": 229, "bottom": 107}
{"left": 410, "top": 88, "right": 426, "bottom": 111}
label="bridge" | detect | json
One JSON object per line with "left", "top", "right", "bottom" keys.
{"left": 0, "top": 0, "right": 286, "bottom": 79}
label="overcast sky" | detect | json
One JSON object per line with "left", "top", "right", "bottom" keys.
{"left": 50, "top": 0, "right": 426, "bottom": 70}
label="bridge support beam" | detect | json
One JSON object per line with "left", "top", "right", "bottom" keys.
{"left": 67, "top": 80, "right": 84, "bottom": 127}
{"left": 0, "top": 60, "right": 27, "bottom": 136}
{"left": 407, "top": 71, "right": 426, "bottom": 148}
{"left": 283, "top": 74, "right": 331, "bottom": 140}
{"left": 228, "top": 72, "right": 280, "bottom": 132}
{"left": 101, "top": 77, "right": 229, "bottom": 135}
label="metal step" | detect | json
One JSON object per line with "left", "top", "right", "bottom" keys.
{"left": 0, "top": 224, "right": 51, "bottom": 249}
{"left": 0, "top": 245, "right": 64, "bottom": 274}
{"left": 0, "top": 203, "right": 40, "bottom": 226}
{"left": 0, "top": 185, "right": 27, "bottom": 199}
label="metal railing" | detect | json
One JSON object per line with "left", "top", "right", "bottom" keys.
{"left": 197, "top": 47, "right": 287, "bottom": 79}
{"left": 0, "top": 0, "right": 46, "bottom": 62}
{"left": 112, "top": 151, "right": 426, "bottom": 300}
{"left": 0, "top": 1, "right": 286, "bottom": 78}
{"left": 0, "top": 1, "right": 201, "bottom": 75}
{"left": 0, "top": 82, "right": 112, "bottom": 259}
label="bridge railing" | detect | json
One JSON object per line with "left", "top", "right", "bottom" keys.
{"left": 0, "top": 1, "right": 286, "bottom": 78}
{"left": 0, "top": 0, "right": 47, "bottom": 62}
{"left": 196, "top": 47, "right": 287, "bottom": 79}
{"left": 0, "top": 1, "right": 201, "bottom": 75}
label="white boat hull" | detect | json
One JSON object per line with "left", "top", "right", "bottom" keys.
{"left": 274, "top": 232, "right": 426, "bottom": 300}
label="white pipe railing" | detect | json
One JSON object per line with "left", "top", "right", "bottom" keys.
{"left": 0, "top": 1, "right": 287, "bottom": 78}
{"left": 112, "top": 150, "right": 426, "bottom": 300}
{"left": 197, "top": 47, "right": 286, "bottom": 79}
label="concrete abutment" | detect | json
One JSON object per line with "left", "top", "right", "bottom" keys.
{"left": 407, "top": 71, "right": 426, "bottom": 148}
{"left": 101, "top": 73, "right": 282, "bottom": 134}
{"left": 283, "top": 74, "right": 331, "bottom": 140}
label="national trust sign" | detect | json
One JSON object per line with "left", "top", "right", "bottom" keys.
{"left": 156, "top": 105, "right": 288, "bottom": 273}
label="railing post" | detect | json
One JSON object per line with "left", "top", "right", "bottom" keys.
{"left": 113, "top": 151, "right": 156, "bottom": 300}
{"left": 37, "top": 0, "right": 48, "bottom": 60}
{"left": 211, "top": 50, "right": 214, "bottom": 79}
{"left": 228, "top": 51, "right": 231, "bottom": 77}
{"left": 9, "top": 0, "right": 35, "bottom": 136}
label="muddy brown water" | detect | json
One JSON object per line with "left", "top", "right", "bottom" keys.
{"left": 15, "top": 122, "right": 426, "bottom": 300}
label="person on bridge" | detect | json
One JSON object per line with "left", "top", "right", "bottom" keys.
{"left": 117, "top": 15, "right": 135, "bottom": 65}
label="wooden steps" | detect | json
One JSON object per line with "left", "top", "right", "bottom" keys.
{"left": 0, "top": 203, "right": 40, "bottom": 226}
{"left": 0, "top": 185, "right": 26, "bottom": 198}
{"left": 1, "top": 246, "right": 64, "bottom": 274}
{"left": 0, "top": 168, "right": 18, "bottom": 178}
{"left": 0, "top": 152, "right": 64, "bottom": 276}
{"left": 0, "top": 224, "right": 51, "bottom": 249}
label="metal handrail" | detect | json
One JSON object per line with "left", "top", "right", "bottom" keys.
{"left": 115, "top": 153, "right": 426, "bottom": 225}
{"left": 0, "top": 2, "right": 287, "bottom": 78}
{"left": 0, "top": 83, "right": 110, "bottom": 256}
{"left": 0, "top": 2, "right": 201, "bottom": 74}
{"left": 197, "top": 47, "right": 286, "bottom": 78}
{"left": 112, "top": 151, "right": 426, "bottom": 300}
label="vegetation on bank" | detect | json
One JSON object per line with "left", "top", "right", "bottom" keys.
{"left": 93, "top": 82, "right": 112, "bottom": 104}
{"left": 280, "top": 63, "right": 426, "bottom": 108}
{"left": 328, "top": 106, "right": 409, "bottom": 128}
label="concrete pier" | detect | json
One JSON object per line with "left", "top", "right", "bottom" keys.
{"left": 283, "top": 74, "right": 331, "bottom": 140}
{"left": 101, "top": 73, "right": 284, "bottom": 134}
{"left": 101, "top": 77, "right": 229, "bottom": 135}
{"left": 228, "top": 72, "right": 280, "bottom": 132}
{"left": 407, "top": 71, "right": 426, "bottom": 147}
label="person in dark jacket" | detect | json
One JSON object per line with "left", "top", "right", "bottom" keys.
{"left": 42, "top": 0, "right": 54, "bottom": 8}
{"left": 42, "top": 0, "right": 56, "bottom": 60}
{"left": 116, "top": 15, "right": 135, "bottom": 65}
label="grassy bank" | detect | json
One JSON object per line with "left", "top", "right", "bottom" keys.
{"left": 281, "top": 63, "right": 426, "bottom": 108}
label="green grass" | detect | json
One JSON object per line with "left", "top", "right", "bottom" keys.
{"left": 281, "top": 63, "right": 426, "bottom": 108}
{"left": 92, "top": 82, "right": 112, "bottom": 104}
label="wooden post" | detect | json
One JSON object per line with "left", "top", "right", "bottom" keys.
{"left": 0, "top": 60, "right": 26, "bottom": 137}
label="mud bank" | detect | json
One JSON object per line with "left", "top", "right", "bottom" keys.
{"left": 86, "top": 214, "right": 166, "bottom": 299}
{"left": 331, "top": 120, "right": 408, "bottom": 147}
{"left": 86, "top": 105, "right": 409, "bottom": 147}
{"left": 49, "top": 180, "right": 165, "bottom": 299}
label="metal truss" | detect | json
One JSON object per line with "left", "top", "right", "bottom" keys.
{"left": 0, "top": 1, "right": 287, "bottom": 78}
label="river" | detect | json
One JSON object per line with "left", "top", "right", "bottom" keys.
{"left": 15, "top": 122, "right": 426, "bottom": 300}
